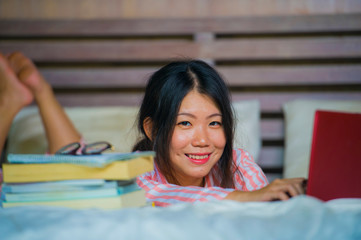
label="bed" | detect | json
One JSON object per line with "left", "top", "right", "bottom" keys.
{"left": 2, "top": 100, "right": 361, "bottom": 240}
{"left": 1, "top": 196, "right": 361, "bottom": 239}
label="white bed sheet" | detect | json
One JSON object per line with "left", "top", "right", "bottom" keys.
{"left": 1, "top": 196, "right": 361, "bottom": 240}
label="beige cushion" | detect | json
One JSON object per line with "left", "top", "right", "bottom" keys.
{"left": 233, "top": 100, "right": 261, "bottom": 162}
{"left": 7, "top": 106, "right": 140, "bottom": 154}
{"left": 7, "top": 100, "right": 261, "bottom": 161}
{"left": 283, "top": 100, "right": 361, "bottom": 178}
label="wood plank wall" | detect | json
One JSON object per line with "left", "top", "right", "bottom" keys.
{"left": 1, "top": 14, "right": 361, "bottom": 180}
{"left": 1, "top": 0, "right": 361, "bottom": 19}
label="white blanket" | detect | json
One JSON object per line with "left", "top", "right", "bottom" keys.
{"left": 1, "top": 196, "right": 361, "bottom": 240}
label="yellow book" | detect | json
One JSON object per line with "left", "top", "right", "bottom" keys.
{"left": 3, "top": 153, "right": 154, "bottom": 183}
{"left": 2, "top": 189, "right": 147, "bottom": 209}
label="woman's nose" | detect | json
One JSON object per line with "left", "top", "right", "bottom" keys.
{"left": 192, "top": 126, "right": 210, "bottom": 147}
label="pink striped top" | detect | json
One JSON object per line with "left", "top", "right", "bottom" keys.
{"left": 136, "top": 148, "right": 268, "bottom": 207}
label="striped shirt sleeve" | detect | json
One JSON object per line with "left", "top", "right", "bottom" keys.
{"left": 233, "top": 148, "right": 269, "bottom": 191}
{"left": 136, "top": 172, "right": 233, "bottom": 207}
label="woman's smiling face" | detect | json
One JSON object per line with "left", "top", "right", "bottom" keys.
{"left": 169, "top": 90, "right": 226, "bottom": 187}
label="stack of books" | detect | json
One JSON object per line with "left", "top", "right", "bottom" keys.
{"left": 1, "top": 152, "right": 154, "bottom": 209}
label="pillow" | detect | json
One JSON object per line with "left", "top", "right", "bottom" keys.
{"left": 232, "top": 100, "right": 261, "bottom": 162}
{"left": 7, "top": 101, "right": 261, "bottom": 161}
{"left": 7, "top": 106, "right": 140, "bottom": 154}
{"left": 283, "top": 100, "right": 361, "bottom": 178}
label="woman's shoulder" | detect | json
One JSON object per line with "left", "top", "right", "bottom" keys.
{"left": 232, "top": 148, "right": 256, "bottom": 164}
{"left": 232, "top": 148, "right": 269, "bottom": 190}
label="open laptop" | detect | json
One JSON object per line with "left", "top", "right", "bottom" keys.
{"left": 306, "top": 110, "right": 361, "bottom": 201}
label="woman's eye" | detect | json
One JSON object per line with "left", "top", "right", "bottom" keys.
{"left": 178, "top": 121, "right": 191, "bottom": 126}
{"left": 210, "top": 121, "right": 222, "bottom": 126}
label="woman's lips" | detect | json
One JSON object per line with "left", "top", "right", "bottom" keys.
{"left": 185, "top": 153, "right": 211, "bottom": 165}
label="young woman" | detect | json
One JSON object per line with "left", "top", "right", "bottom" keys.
{"left": 0, "top": 53, "right": 304, "bottom": 206}
{"left": 134, "top": 60, "right": 305, "bottom": 206}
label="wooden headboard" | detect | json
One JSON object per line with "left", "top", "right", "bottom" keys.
{"left": 1, "top": 14, "right": 361, "bottom": 179}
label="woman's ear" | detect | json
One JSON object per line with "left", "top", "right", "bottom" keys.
{"left": 143, "top": 117, "right": 153, "bottom": 141}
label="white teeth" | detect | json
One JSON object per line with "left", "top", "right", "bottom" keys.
{"left": 187, "top": 154, "right": 208, "bottom": 160}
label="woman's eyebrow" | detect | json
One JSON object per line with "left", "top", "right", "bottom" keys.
{"left": 177, "top": 113, "right": 222, "bottom": 119}
{"left": 177, "top": 113, "right": 196, "bottom": 118}
{"left": 208, "top": 113, "right": 222, "bottom": 119}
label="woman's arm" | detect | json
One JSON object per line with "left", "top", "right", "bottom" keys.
{"left": 226, "top": 177, "right": 305, "bottom": 201}
{"left": 137, "top": 172, "right": 304, "bottom": 206}
{"left": 229, "top": 148, "right": 304, "bottom": 201}
{"left": 136, "top": 172, "right": 234, "bottom": 207}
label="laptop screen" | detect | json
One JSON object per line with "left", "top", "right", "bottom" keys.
{"left": 307, "top": 110, "right": 361, "bottom": 201}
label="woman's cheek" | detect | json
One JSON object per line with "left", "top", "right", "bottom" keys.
{"left": 213, "top": 130, "right": 226, "bottom": 148}
{"left": 171, "top": 129, "right": 193, "bottom": 148}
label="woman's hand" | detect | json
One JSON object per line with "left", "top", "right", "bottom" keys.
{"left": 225, "top": 178, "right": 306, "bottom": 202}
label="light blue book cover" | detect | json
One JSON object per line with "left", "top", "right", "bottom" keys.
{"left": 2, "top": 182, "right": 140, "bottom": 203}
{"left": 7, "top": 151, "right": 155, "bottom": 167}
{"left": 1, "top": 179, "right": 119, "bottom": 193}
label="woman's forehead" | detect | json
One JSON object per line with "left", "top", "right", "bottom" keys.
{"left": 178, "top": 90, "right": 221, "bottom": 114}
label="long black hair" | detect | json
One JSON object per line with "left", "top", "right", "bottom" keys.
{"left": 133, "top": 60, "right": 235, "bottom": 188}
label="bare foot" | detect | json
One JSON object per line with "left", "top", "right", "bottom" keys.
{"left": 0, "top": 53, "right": 33, "bottom": 112}
{"left": 7, "top": 52, "right": 49, "bottom": 98}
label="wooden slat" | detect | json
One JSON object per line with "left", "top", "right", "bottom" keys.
{"left": 0, "top": 40, "right": 198, "bottom": 62}
{"left": 52, "top": 92, "right": 361, "bottom": 112}
{"left": 39, "top": 64, "right": 361, "bottom": 88}
{"left": 1, "top": 1, "right": 360, "bottom": 20}
{"left": 261, "top": 119, "right": 284, "bottom": 140}
{"left": 1, "top": 14, "right": 360, "bottom": 36}
{"left": 41, "top": 67, "right": 156, "bottom": 88}
{"left": 209, "top": 37, "right": 361, "bottom": 60}
{"left": 219, "top": 65, "right": 361, "bottom": 86}
{"left": 1, "top": 37, "right": 360, "bottom": 62}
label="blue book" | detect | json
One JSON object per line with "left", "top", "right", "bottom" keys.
{"left": 1, "top": 179, "right": 119, "bottom": 193}
{"left": 7, "top": 151, "right": 155, "bottom": 167}
{"left": 2, "top": 181, "right": 140, "bottom": 202}
{"left": 2, "top": 188, "right": 146, "bottom": 209}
